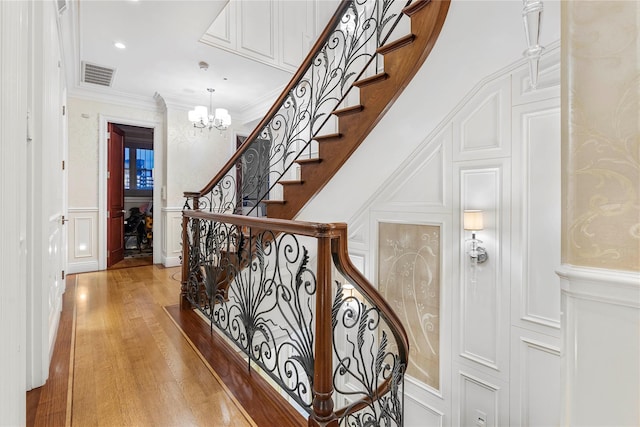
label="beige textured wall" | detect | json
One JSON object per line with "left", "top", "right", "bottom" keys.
{"left": 164, "top": 107, "right": 234, "bottom": 207}
{"left": 562, "top": 1, "right": 640, "bottom": 271}
{"left": 67, "top": 98, "right": 162, "bottom": 208}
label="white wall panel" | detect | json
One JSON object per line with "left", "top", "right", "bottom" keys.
{"left": 558, "top": 266, "right": 640, "bottom": 427}
{"left": 405, "top": 395, "right": 444, "bottom": 427}
{"left": 457, "top": 371, "right": 501, "bottom": 427}
{"left": 239, "top": 1, "right": 275, "bottom": 59}
{"left": 162, "top": 207, "right": 183, "bottom": 267}
{"left": 458, "top": 164, "right": 509, "bottom": 375}
{"left": 453, "top": 77, "right": 511, "bottom": 161}
{"left": 207, "top": 4, "right": 233, "bottom": 46}
{"left": 280, "top": 1, "right": 310, "bottom": 69}
{"left": 512, "top": 99, "right": 561, "bottom": 333}
{"left": 67, "top": 208, "right": 99, "bottom": 273}
{"left": 510, "top": 328, "right": 560, "bottom": 427}
{"left": 73, "top": 217, "right": 94, "bottom": 258}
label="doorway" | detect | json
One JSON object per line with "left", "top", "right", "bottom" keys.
{"left": 107, "top": 123, "right": 154, "bottom": 268}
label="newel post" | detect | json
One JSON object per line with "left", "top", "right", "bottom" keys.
{"left": 180, "top": 213, "right": 190, "bottom": 308}
{"left": 180, "top": 195, "right": 199, "bottom": 308}
{"left": 309, "top": 236, "right": 338, "bottom": 427}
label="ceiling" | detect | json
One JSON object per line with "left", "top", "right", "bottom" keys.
{"left": 61, "top": 0, "right": 294, "bottom": 119}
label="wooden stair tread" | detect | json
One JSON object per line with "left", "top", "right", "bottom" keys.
{"left": 267, "top": 1, "right": 450, "bottom": 220}
{"left": 403, "top": 0, "right": 432, "bottom": 16}
{"left": 313, "top": 132, "right": 342, "bottom": 142}
{"left": 294, "top": 157, "right": 322, "bottom": 165}
{"left": 353, "top": 72, "right": 388, "bottom": 88}
{"left": 332, "top": 104, "right": 364, "bottom": 117}
{"left": 261, "top": 199, "right": 286, "bottom": 205}
{"left": 376, "top": 34, "right": 416, "bottom": 55}
{"left": 278, "top": 180, "right": 304, "bottom": 186}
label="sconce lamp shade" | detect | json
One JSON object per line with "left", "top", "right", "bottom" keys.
{"left": 464, "top": 210, "right": 484, "bottom": 231}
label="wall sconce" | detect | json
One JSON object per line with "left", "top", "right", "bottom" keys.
{"left": 464, "top": 210, "right": 488, "bottom": 264}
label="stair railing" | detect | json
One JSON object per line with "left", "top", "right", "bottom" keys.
{"left": 184, "top": 0, "right": 412, "bottom": 215}
{"left": 181, "top": 210, "right": 409, "bottom": 426}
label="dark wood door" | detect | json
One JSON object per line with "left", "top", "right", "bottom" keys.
{"left": 107, "top": 123, "right": 125, "bottom": 267}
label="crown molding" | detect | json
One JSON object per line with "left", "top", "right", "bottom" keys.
{"left": 68, "top": 85, "right": 161, "bottom": 112}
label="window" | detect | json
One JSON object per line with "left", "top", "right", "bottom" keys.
{"left": 124, "top": 144, "right": 154, "bottom": 196}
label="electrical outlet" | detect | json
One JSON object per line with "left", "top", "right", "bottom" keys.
{"left": 475, "top": 410, "right": 487, "bottom": 427}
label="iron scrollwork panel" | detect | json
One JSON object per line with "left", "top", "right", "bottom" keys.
{"left": 184, "top": 216, "right": 318, "bottom": 411}
{"left": 198, "top": 0, "right": 410, "bottom": 216}
{"left": 332, "top": 282, "right": 406, "bottom": 427}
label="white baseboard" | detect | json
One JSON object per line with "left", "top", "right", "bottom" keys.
{"left": 67, "top": 260, "right": 99, "bottom": 274}
{"left": 163, "top": 255, "right": 181, "bottom": 268}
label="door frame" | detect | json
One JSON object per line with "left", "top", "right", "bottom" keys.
{"left": 98, "top": 114, "right": 163, "bottom": 270}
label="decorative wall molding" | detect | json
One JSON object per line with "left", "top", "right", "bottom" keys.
{"left": 201, "top": 0, "right": 315, "bottom": 73}
{"left": 162, "top": 207, "right": 184, "bottom": 268}
{"left": 67, "top": 207, "right": 99, "bottom": 273}
{"left": 404, "top": 392, "right": 445, "bottom": 427}
{"left": 511, "top": 98, "right": 561, "bottom": 332}
{"left": 457, "top": 370, "right": 501, "bottom": 427}
{"left": 509, "top": 328, "right": 560, "bottom": 427}
{"left": 457, "top": 163, "right": 509, "bottom": 375}
{"left": 453, "top": 76, "right": 511, "bottom": 161}
{"left": 373, "top": 127, "right": 450, "bottom": 212}
{"left": 559, "top": 264, "right": 639, "bottom": 426}
{"left": 68, "top": 86, "right": 161, "bottom": 113}
{"left": 557, "top": 264, "right": 640, "bottom": 308}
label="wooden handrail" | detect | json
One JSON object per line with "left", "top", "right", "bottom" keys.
{"left": 181, "top": 209, "right": 410, "bottom": 421}
{"left": 183, "top": 209, "right": 344, "bottom": 238}
{"left": 187, "top": 0, "right": 353, "bottom": 199}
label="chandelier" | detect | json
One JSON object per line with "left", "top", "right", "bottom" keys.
{"left": 188, "top": 88, "right": 231, "bottom": 131}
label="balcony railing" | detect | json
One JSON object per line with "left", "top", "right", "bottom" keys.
{"left": 181, "top": 210, "right": 409, "bottom": 425}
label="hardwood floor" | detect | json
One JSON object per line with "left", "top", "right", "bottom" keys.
{"left": 29, "top": 265, "right": 257, "bottom": 426}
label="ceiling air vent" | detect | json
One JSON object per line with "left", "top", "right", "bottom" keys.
{"left": 81, "top": 62, "right": 116, "bottom": 87}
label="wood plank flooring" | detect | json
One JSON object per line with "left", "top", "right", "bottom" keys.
{"left": 29, "top": 265, "right": 256, "bottom": 426}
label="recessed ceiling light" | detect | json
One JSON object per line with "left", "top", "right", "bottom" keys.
{"left": 114, "top": 42, "right": 126, "bottom": 49}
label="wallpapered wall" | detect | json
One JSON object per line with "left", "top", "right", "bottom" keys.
{"left": 563, "top": 1, "right": 640, "bottom": 272}
{"left": 67, "top": 98, "right": 163, "bottom": 208}
{"left": 164, "top": 107, "right": 233, "bottom": 207}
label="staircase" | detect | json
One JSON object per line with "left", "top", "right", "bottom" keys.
{"left": 181, "top": 1, "right": 450, "bottom": 425}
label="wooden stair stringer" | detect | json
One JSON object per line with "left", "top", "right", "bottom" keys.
{"left": 266, "top": 0, "right": 451, "bottom": 220}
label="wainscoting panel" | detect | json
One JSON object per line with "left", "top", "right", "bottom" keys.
{"left": 512, "top": 98, "right": 561, "bottom": 333}
{"left": 162, "top": 207, "right": 183, "bottom": 267}
{"left": 457, "top": 162, "right": 510, "bottom": 376}
{"left": 405, "top": 395, "right": 445, "bottom": 427}
{"left": 453, "top": 77, "right": 511, "bottom": 162}
{"left": 67, "top": 208, "right": 99, "bottom": 273}
{"left": 239, "top": 1, "right": 275, "bottom": 60}
{"left": 455, "top": 370, "right": 505, "bottom": 427}
{"left": 202, "top": 0, "right": 316, "bottom": 73}
{"left": 373, "top": 126, "right": 451, "bottom": 212}
{"left": 205, "top": 4, "right": 233, "bottom": 46}
{"left": 510, "top": 328, "right": 560, "bottom": 427}
{"left": 73, "top": 217, "right": 93, "bottom": 259}
{"left": 558, "top": 265, "right": 640, "bottom": 427}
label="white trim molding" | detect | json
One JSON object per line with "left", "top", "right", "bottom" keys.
{"left": 557, "top": 264, "right": 640, "bottom": 308}
{"left": 557, "top": 264, "right": 640, "bottom": 427}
